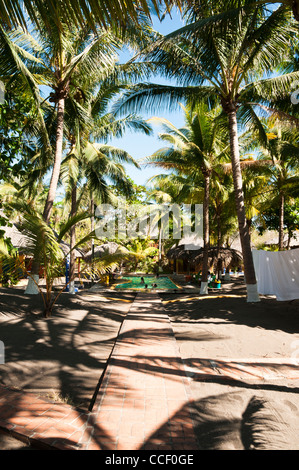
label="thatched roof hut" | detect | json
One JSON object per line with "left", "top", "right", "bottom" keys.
{"left": 83, "top": 241, "right": 122, "bottom": 262}
{"left": 190, "top": 247, "right": 243, "bottom": 269}
{"left": 166, "top": 235, "right": 204, "bottom": 261}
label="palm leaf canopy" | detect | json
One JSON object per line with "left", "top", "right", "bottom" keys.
{"left": 0, "top": 0, "right": 181, "bottom": 30}
{"left": 113, "top": 0, "right": 299, "bottom": 126}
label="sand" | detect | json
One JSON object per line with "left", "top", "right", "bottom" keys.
{"left": 0, "top": 277, "right": 299, "bottom": 450}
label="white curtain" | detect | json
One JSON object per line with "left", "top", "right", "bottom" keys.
{"left": 252, "top": 248, "right": 299, "bottom": 301}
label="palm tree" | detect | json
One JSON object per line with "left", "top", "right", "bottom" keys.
{"left": 113, "top": 1, "right": 299, "bottom": 301}
{"left": 143, "top": 101, "right": 230, "bottom": 293}
{"left": 3, "top": 22, "right": 119, "bottom": 292}
{"left": 61, "top": 141, "right": 147, "bottom": 293}
{"left": 124, "top": 238, "right": 158, "bottom": 272}
{"left": 1, "top": 8, "right": 156, "bottom": 223}
{"left": 0, "top": 0, "right": 179, "bottom": 31}
{"left": 252, "top": 119, "right": 299, "bottom": 249}
{"left": 208, "top": 168, "right": 237, "bottom": 276}
{"left": 35, "top": 20, "right": 127, "bottom": 224}
{"left": 1, "top": 14, "right": 155, "bottom": 293}
{"left": 60, "top": 75, "right": 152, "bottom": 293}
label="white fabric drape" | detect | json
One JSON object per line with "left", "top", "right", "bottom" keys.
{"left": 252, "top": 248, "right": 299, "bottom": 301}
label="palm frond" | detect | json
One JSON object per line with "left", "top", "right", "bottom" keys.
{"left": 0, "top": 0, "right": 181, "bottom": 30}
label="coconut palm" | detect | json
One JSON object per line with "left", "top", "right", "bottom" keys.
{"left": 0, "top": 21, "right": 117, "bottom": 292}
{"left": 113, "top": 1, "right": 299, "bottom": 301}
{"left": 143, "top": 101, "right": 230, "bottom": 293}
{"left": 208, "top": 168, "right": 237, "bottom": 275}
{"left": 0, "top": 8, "right": 156, "bottom": 224}
{"left": 1, "top": 13, "right": 156, "bottom": 293}
{"left": 61, "top": 140, "right": 144, "bottom": 292}
{"left": 0, "top": 0, "right": 179, "bottom": 31}
{"left": 60, "top": 75, "right": 152, "bottom": 293}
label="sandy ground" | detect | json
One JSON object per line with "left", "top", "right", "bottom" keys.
{"left": 160, "top": 279, "right": 299, "bottom": 450}
{"left": 0, "top": 286, "right": 135, "bottom": 408}
{"left": 0, "top": 277, "right": 299, "bottom": 450}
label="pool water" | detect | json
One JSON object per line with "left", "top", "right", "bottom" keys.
{"left": 114, "top": 275, "right": 179, "bottom": 290}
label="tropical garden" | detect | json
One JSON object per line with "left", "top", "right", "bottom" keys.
{"left": 0, "top": 0, "right": 299, "bottom": 315}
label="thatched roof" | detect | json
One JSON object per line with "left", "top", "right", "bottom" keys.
{"left": 83, "top": 242, "right": 122, "bottom": 262}
{"left": 59, "top": 240, "right": 83, "bottom": 259}
{"left": 1, "top": 220, "right": 30, "bottom": 250}
{"left": 167, "top": 235, "right": 204, "bottom": 261}
{"left": 1, "top": 216, "right": 82, "bottom": 258}
{"left": 167, "top": 245, "right": 243, "bottom": 267}
{"left": 167, "top": 245, "right": 194, "bottom": 261}
{"left": 190, "top": 247, "right": 243, "bottom": 268}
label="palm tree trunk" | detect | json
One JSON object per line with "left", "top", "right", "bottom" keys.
{"left": 293, "top": 0, "right": 299, "bottom": 21}
{"left": 287, "top": 230, "right": 291, "bottom": 250}
{"left": 25, "top": 94, "right": 65, "bottom": 294}
{"left": 200, "top": 172, "right": 210, "bottom": 295}
{"left": 43, "top": 95, "right": 65, "bottom": 224}
{"left": 227, "top": 107, "right": 259, "bottom": 302}
{"left": 278, "top": 192, "right": 284, "bottom": 251}
{"left": 216, "top": 212, "right": 222, "bottom": 280}
{"left": 69, "top": 185, "right": 77, "bottom": 294}
{"left": 91, "top": 195, "right": 95, "bottom": 262}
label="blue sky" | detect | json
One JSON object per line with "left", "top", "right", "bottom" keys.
{"left": 39, "top": 9, "right": 185, "bottom": 198}
{"left": 110, "top": 9, "right": 186, "bottom": 188}
{"left": 111, "top": 3, "right": 282, "bottom": 188}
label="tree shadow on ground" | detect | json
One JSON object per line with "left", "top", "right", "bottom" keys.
{"left": 1, "top": 286, "right": 298, "bottom": 450}
{"left": 0, "top": 287, "right": 135, "bottom": 408}
{"left": 159, "top": 292, "right": 299, "bottom": 334}
{"left": 82, "top": 386, "right": 296, "bottom": 450}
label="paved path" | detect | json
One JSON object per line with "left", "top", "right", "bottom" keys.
{"left": 0, "top": 293, "right": 199, "bottom": 450}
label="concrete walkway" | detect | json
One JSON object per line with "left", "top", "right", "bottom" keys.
{"left": 0, "top": 293, "right": 199, "bottom": 450}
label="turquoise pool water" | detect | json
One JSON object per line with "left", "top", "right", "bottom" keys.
{"left": 114, "top": 275, "right": 179, "bottom": 290}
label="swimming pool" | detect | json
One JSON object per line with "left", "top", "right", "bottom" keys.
{"left": 114, "top": 275, "right": 180, "bottom": 290}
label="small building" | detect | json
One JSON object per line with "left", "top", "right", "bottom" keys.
{"left": 166, "top": 235, "right": 203, "bottom": 274}
{"left": 167, "top": 240, "right": 243, "bottom": 275}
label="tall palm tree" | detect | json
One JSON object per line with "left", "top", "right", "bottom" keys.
{"left": 1, "top": 7, "right": 155, "bottom": 224}
{"left": 113, "top": 0, "right": 299, "bottom": 301}
{"left": 34, "top": 20, "right": 126, "bottom": 224}
{"left": 2, "top": 21, "right": 120, "bottom": 293}
{"left": 143, "top": 101, "right": 230, "bottom": 293}
{"left": 208, "top": 167, "right": 236, "bottom": 275}
{"left": 1, "top": 13, "right": 155, "bottom": 293}
{"left": 146, "top": 175, "right": 196, "bottom": 264}
{"left": 60, "top": 75, "right": 152, "bottom": 293}
{"left": 61, "top": 143, "right": 138, "bottom": 293}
